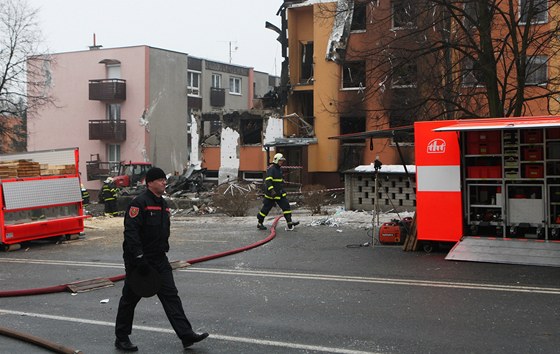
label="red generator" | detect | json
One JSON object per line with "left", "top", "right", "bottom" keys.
{"left": 379, "top": 218, "right": 412, "bottom": 244}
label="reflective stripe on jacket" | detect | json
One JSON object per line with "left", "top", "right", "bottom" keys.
{"left": 264, "top": 163, "right": 287, "bottom": 200}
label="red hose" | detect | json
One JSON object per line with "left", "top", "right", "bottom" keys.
{"left": 0, "top": 216, "right": 282, "bottom": 298}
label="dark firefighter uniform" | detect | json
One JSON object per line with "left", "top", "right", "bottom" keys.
{"left": 81, "top": 184, "right": 90, "bottom": 205}
{"left": 115, "top": 188, "right": 200, "bottom": 345}
{"left": 101, "top": 180, "right": 119, "bottom": 216}
{"left": 257, "top": 161, "right": 296, "bottom": 227}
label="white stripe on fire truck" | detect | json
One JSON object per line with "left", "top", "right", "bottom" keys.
{"left": 416, "top": 165, "right": 461, "bottom": 192}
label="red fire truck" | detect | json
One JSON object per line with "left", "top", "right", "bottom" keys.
{"left": 414, "top": 116, "right": 560, "bottom": 266}
{"left": 0, "top": 148, "right": 87, "bottom": 251}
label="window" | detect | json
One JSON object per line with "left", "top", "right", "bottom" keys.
{"left": 462, "top": 57, "right": 485, "bottom": 87}
{"left": 107, "top": 144, "right": 120, "bottom": 173}
{"left": 240, "top": 119, "right": 263, "bottom": 144}
{"left": 340, "top": 116, "right": 366, "bottom": 144}
{"left": 392, "top": 0, "right": 416, "bottom": 29}
{"left": 212, "top": 73, "right": 222, "bottom": 88}
{"left": 300, "top": 42, "right": 314, "bottom": 83}
{"left": 106, "top": 104, "right": 121, "bottom": 121}
{"left": 391, "top": 61, "right": 417, "bottom": 88}
{"left": 526, "top": 55, "right": 547, "bottom": 85}
{"left": 520, "top": 0, "right": 548, "bottom": 24}
{"left": 187, "top": 70, "right": 201, "bottom": 96}
{"left": 342, "top": 61, "right": 366, "bottom": 89}
{"left": 229, "top": 76, "right": 241, "bottom": 94}
{"left": 463, "top": 1, "right": 479, "bottom": 29}
{"left": 350, "top": 1, "right": 367, "bottom": 31}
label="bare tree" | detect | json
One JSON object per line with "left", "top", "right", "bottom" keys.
{"left": 0, "top": 0, "right": 52, "bottom": 151}
{"left": 321, "top": 0, "right": 560, "bottom": 124}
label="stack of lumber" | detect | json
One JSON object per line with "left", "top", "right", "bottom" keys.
{"left": 0, "top": 160, "right": 41, "bottom": 178}
{"left": 0, "top": 162, "right": 19, "bottom": 179}
{"left": 14, "top": 160, "right": 41, "bottom": 177}
{"left": 0, "top": 160, "right": 75, "bottom": 179}
{"left": 40, "top": 164, "right": 76, "bottom": 176}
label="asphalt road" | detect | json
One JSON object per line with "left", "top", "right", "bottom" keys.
{"left": 0, "top": 214, "right": 559, "bottom": 354}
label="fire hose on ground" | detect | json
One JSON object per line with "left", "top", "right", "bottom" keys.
{"left": 0, "top": 215, "right": 282, "bottom": 353}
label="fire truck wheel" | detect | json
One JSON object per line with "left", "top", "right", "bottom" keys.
{"left": 2, "top": 243, "right": 21, "bottom": 252}
{"left": 422, "top": 242, "right": 434, "bottom": 253}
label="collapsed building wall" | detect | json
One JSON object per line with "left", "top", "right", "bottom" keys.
{"left": 196, "top": 110, "right": 284, "bottom": 184}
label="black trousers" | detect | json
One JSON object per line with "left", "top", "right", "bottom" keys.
{"left": 115, "top": 255, "right": 195, "bottom": 341}
{"left": 257, "top": 197, "right": 293, "bottom": 224}
{"left": 104, "top": 199, "right": 118, "bottom": 215}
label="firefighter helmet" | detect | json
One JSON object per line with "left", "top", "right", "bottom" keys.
{"left": 273, "top": 153, "right": 286, "bottom": 164}
{"left": 104, "top": 177, "right": 114, "bottom": 184}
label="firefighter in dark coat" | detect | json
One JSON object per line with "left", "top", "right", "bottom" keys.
{"left": 257, "top": 153, "right": 299, "bottom": 230}
{"left": 114, "top": 167, "right": 208, "bottom": 352}
{"left": 101, "top": 177, "right": 119, "bottom": 216}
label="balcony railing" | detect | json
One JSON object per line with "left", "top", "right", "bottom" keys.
{"left": 210, "top": 87, "right": 225, "bottom": 107}
{"left": 89, "top": 79, "right": 126, "bottom": 101}
{"left": 89, "top": 120, "right": 126, "bottom": 142}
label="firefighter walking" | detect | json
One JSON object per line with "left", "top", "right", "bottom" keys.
{"left": 257, "top": 153, "right": 299, "bottom": 230}
{"left": 101, "top": 177, "right": 119, "bottom": 216}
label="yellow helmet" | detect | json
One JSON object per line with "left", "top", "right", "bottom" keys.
{"left": 273, "top": 153, "right": 286, "bottom": 164}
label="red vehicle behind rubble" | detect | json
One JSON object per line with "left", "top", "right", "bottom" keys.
{"left": 112, "top": 161, "right": 152, "bottom": 188}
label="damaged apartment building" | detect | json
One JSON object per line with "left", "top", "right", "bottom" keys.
{"left": 264, "top": 0, "right": 416, "bottom": 190}
{"left": 27, "top": 44, "right": 280, "bottom": 191}
{"left": 186, "top": 56, "right": 283, "bottom": 185}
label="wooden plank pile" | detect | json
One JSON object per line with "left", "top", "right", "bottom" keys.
{"left": 40, "top": 164, "right": 76, "bottom": 176}
{"left": 0, "top": 160, "right": 76, "bottom": 179}
{"left": 402, "top": 213, "right": 419, "bottom": 252}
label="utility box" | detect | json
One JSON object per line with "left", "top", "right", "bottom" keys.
{"left": 0, "top": 148, "right": 87, "bottom": 249}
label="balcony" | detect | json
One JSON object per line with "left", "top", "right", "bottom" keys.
{"left": 89, "top": 79, "right": 126, "bottom": 101}
{"left": 89, "top": 120, "right": 126, "bottom": 142}
{"left": 210, "top": 87, "right": 225, "bottom": 107}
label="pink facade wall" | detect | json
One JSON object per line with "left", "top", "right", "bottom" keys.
{"left": 28, "top": 46, "right": 149, "bottom": 189}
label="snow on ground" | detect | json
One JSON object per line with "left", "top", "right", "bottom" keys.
{"left": 84, "top": 204, "right": 414, "bottom": 231}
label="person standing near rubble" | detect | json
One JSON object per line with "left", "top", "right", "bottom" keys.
{"left": 100, "top": 177, "right": 119, "bottom": 216}
{"left": 257, "top": 153, "right": 299, "bottom": 230}
{"left": 114, "top": 167, "right": 209, "bottom": 352}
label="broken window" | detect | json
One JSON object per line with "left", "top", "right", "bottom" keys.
{"left": 351, "top": 1, "right": 367, "bottom": 31}
{"left": 300, "top": 42, "right": 314, "bottom": 84}
{"left": 462, "top": 57, "right": 485, "bottom": 87}
{"left": 340, "top": 116, "right": 366, "bottom": 144}
{"left": 392, "top": 0, "right": 416, "bottom": 29}
{"left": 240, "top": 119, "right": 263, "bottom": 145}
{"left": 520, "top": 0, "right": 548, "bottom": 24}
{"left": 342, "top": 61, "right": 366, "bottom": 89}
{"left": 391, "top": 60, "right": 417, "bottom": 88}
{"left": 187, "top": 71, "right": 201, "bottom": 96}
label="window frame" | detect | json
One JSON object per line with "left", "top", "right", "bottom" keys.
{"left": 462, "top": 57, "right": 486, "bottom": 88}
{"left": 212, "top": 73, "right": 222, "bottom": 88}
{"left": 341, "top": 61, "right": 366, "bottom": 90}
{"left": 229, "top": 76, "right": 242, "bottom": 95}
{"left": 519, "top": 0, "right": 548, "bottom": 25}
{"left": 391, "top": 61, "right": 417, "bottom": 89}
{"left": 107, "top": 144, "right": 121, "bottom": 173}
{"left": 391, "top": 0, "right": 416, "bottom": 30}
{"left": 525, "top": 55, "right": 548, "bottom": 86}
{"left": 187, "top": 70, "right": 201, "bottom": 97}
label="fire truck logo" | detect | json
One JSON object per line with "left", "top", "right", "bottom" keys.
{"left": 427, "top": 139, "right": 446, "bottom": 153}
{"left": 129, "top": 206, "right": 140, "bottom": 218}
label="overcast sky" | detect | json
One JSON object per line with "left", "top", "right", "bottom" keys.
{"left": 27, "top": 0, "right": 284, "bottom": 75}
